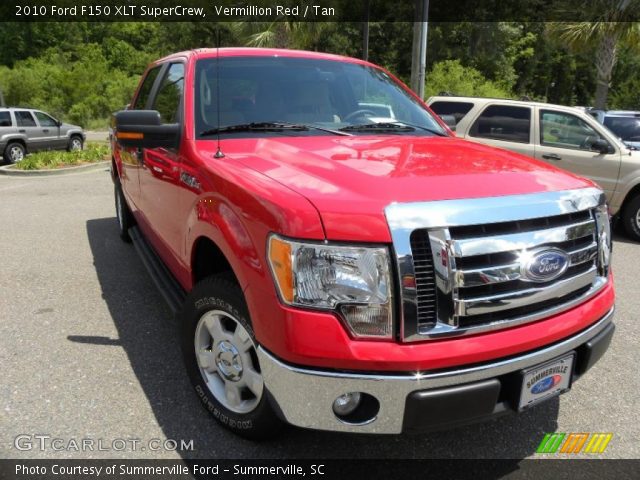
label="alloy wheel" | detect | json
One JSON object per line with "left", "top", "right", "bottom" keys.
{"left": 194, "top": 310, "right": 263, "bottom": 414}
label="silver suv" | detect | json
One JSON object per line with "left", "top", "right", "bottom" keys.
{"left": 0, "top": 108, "right": 85, "bottom": 163}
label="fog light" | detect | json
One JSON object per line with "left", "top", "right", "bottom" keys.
{"left": 332, "top": 392, "right": 362, "bottom": 416}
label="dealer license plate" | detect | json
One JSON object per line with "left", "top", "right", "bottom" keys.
{"left": 518, "top": 353, "right": 575, "bottom": 411}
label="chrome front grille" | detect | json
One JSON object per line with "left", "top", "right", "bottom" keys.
{"left": 385, "top": 188, "right": 611, "bottom": 342}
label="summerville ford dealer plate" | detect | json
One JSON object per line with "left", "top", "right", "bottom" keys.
{"left": 519, "top": 353, "right": 575, "bottom": 411}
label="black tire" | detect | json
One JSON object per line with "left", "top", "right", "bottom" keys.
{"left": 114, "top": 180, "right": 135, "bottom": 242}
{"left": 4, "top": 142, "right": 26, "bottom": 164}
{"left": 622, "top": 195, "right": 640, "bottom": 241}
{"left": 68, "top": 135, "right": 83, "bottom": 152}
{"left": 180, "top": 275, "right": 284, "bottom": 440}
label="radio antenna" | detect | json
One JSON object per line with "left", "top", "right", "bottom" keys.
{"left": 214, "top": 27, "right": 225, "bottom": 158}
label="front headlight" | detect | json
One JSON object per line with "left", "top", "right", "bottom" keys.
{"left": 268, "top": 235, "right": 394, "bottom": 339}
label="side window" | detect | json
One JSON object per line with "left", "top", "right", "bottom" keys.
{"left": 132, "top": 66, "right": 161, "bottom": 110}
{"left": 152, "top": 63, "right": 185, "bottom": 124}
{"left": 0, "top": 111, "right": 11, "bottom": 127}
{"left": 429, "top": 101, "right": 474, "bottom": 125}
{"left": 15, "top": 111, "right": 37, "bottom": 127}
{"left": 34, "top": 112, "right": 58, "bottom": 127}
{"left": 469, "top": 105, "right": 531, "bottom": 143}
{"left": 540, "top": 110, "right": 605, "bottom": 151}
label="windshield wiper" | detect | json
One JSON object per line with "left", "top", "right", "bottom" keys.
{"left": 200, "top": 121, "right": 351, "bottom": 137}
{"left": 339, "top": 121, "right": 448, "bottom": 137}
{"left": 339, "top": 122, "right": 415, "bottom": 133}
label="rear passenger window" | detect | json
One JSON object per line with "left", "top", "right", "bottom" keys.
{"left": 0, "top": 111, "right": 11, "bottom": 127}
{"left": 429, "top": 101, "right": 474, "bottom": 125}
{"left": 152, "top": 63, "right": 184, "bottom": 124}
{"left": 132, "top": 66, "right": 161, "bottom": 110}
{"left": 15, "top": 111, "right": 37, "bottom": 127}
{"left": 469, "top": 105, "right": 531, "bottom": 143}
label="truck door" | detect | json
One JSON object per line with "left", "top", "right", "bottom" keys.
{"left": 119, "top": 65, "right": 163, "bottom": 220}
{"left": 534, "top": 108, "right": 621, "bottom": 200}
{"left": 137, "top": 61, "right": 187, "bottom": 276}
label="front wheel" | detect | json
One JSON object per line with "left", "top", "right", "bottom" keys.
{"left": 114, "top": 181, "right": 134, "bottom": 242}
{"left": 68, "top": 136, "right": 83, "bottom": 152}
{"left": 180, "top": 275, "right": 283, "bottom": 440}
{"left": 622, "top": 195, "right": 640, "bottom": 241}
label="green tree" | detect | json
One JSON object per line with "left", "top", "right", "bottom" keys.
{"left": 550, "top": 0, "right": 640, "bottom": 109}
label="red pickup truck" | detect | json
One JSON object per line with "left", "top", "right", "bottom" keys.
{"left": 111, "top": 48, "right": 615, "bottom": 439}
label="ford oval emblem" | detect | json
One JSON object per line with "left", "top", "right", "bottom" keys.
{"left": 522, "top": 248, "right": 570, "bottom": 282}
{"left": 531, "top": 375, "right": 562, "bottom": 394}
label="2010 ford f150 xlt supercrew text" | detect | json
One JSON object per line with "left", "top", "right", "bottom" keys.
{"left": 110, "top": 48, "right": 615, "bottom": 439}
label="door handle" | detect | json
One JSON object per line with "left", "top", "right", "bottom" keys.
{"left": 42, "top": 129, "right": 49, "bottom": 133}
{"left": 542, "top": 153, "right": 562, "bottom": 161}
{"left": 18, "top": 129, "right": 25, "bottom": 133}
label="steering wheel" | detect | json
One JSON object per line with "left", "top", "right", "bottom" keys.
{"left": 343, "top": 109, "right": 378, "bottom": 123}
{"left": 580, "top": 135, "right": 597, "bottom": 150}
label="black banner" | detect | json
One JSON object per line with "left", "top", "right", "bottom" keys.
{"left": 2, "top": 0, "right": 640, "bottom": 22}
{"left": 1, "top": 459, "right": 639, "bottom": 480}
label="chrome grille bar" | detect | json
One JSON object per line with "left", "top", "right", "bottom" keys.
{"left": 456, "top": 266, "right": 597, "bottom": 316}
{"left": 452, "top": 219, "right": 595, "bottom": 257}
{"left": 457, "top": 242, "right": 598, "bottom": 287}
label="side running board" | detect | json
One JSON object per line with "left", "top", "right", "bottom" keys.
{"left": 129, "top": 226, "right": 186, "bottom": 314}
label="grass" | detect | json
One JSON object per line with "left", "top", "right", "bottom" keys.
{"left": 14, "top": 143, "right": 110, "bottom": 171}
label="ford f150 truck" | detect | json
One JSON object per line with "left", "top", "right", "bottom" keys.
{"left": 110, "top": 48, "right": 615, "bottom": 439}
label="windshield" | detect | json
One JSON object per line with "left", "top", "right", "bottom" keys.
{"left": 604, "top": 116, "right": 640, "bottom": 142}
{"left": 194, "top": 56, "right": 446, "bottom": 138}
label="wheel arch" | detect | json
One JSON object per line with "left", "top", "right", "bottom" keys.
{"left": 4, "top": 137, "right": 27, "bottom": 151}
{"left": 190, "top": 235, "right": 241, "bottom": 287}
{"left": 620, "top": 182, "right": 640, "bottom": 215}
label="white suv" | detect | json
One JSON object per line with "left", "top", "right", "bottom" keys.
{"left": 427, "top": 96, "right": 640, "bottom": 240}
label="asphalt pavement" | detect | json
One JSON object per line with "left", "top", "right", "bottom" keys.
{"left": 0, "top": 169, "right": 637, "bottom": 460}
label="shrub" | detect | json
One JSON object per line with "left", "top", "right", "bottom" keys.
{"left": 425, "top": 60, "right": 513, "bottom": 99}
{"left": 15, "top": 143, "right": 110, "bottom": 170}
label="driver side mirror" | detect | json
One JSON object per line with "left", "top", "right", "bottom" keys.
{"left": 113, "top": 110, "right": 180, "bottom": 149}
{"left": 591, "top": 138, "right": 613, "bottom": 155}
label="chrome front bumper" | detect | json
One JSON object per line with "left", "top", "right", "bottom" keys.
{"left": 259, "top": 307, "right": 614, "bottom": 434}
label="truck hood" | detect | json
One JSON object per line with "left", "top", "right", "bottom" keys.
{"left": 200, "top": 135, "right": 595, "bottom": 242}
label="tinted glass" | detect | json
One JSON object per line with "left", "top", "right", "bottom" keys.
{"left": 132, "top": 66, "right": 161, "bottom": 110}
{"left": 34, "top": 112, "right": 58, "bottom": 127}
{"left": 540, "top": 110, "right": 605, "bottom": 150}
{"left": 153, "top": 63, "right": 184, "bottom": 123}
{"left": 604, "top": 116, "right": 640, "bottom": 142}
{"left": 15, "top": 111, "right": 36, "bottom": 127}
{"left": 469, "top": 105, "right": 531, "bottom": 143}
{"left": 194, "top": 56, "right": 446, "bottom": 137}
{"left": 0, "top": 111, "right": 11, "bottom": 127}
{"left": 429, "top": 101, "right": 474, "bottom": 124}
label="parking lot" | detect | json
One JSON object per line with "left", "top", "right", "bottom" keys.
{"left": 0, "top": 168, "right": 637, "bottom": 460}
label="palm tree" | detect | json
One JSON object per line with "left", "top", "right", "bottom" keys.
{"left": 551, "top": 0, "right": 640, "bottom": 109}
{"left": 229, "top": 21, "right": 334, "bottom": 51}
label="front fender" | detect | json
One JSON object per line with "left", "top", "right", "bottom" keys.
{"left": 186, "top": 204, "right": 258, "bottom": 292}
{"left": 65, "top": 128, "right": 85, "bottom": 139}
